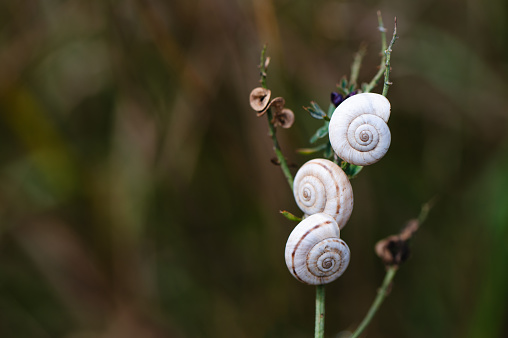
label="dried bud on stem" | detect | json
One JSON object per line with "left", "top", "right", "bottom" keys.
{"left": 249, "top": 89, "right": 295, "bottom": 128}
{"left": 249, "top": 87, "right": 271, "bottom": 112}
{"left": 272, "top": 108, "right": 294, "bottom": 128}
{"left": 375, "top": 219, "right": 420, "bottom": 267}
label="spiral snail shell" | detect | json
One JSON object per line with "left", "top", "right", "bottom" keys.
{"left": 329, "top": 93, "right": 391, "bottom": 166}
{"left": 285, "top": 213, "right": 350, "bottom": 285}
{"left": 293, "top": 159, "right": 353, "bottom": 229}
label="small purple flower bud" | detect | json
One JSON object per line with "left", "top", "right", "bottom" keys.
{"left": 331, "top": 92, "right": 343, "bottom": 107}
{"left": 347, "top": 91, "right": 357, "bottom": 98}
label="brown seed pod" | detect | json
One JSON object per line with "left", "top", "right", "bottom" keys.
{"left": 249, "top": 87, "right": 271, "bottom": 112}
{"left": 267, "top": 97, "right": 285, "bottom": 112}
{"left": 273, "top": 108, "right": 294, "bottom": 128}
{"left": 256, "top": 96, "right": 286, "bottom": 117}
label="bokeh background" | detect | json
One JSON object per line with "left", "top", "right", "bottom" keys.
{"left": 1, "top": 0, "right": 508, "bottom": 337}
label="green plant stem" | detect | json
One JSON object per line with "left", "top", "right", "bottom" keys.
{"left": 349, "top": 45, "right": 366, "bottom": 88}
{"left": 363, "top": 11, "right": 387, "bottom": 93}
{"left": 259, "top": 45, "right": 268, "bottom": 88}
{"left": 378, "top": 11, "right": 388, "bottom": 52}
{"left": 315, "top": 285, "right": 325, "bottom": 338}
{"left": 382, "top": 18, "right": 398, "bottom": 97}
{"left": 349, "top": 201, "right": 433, "bottom": 337}
{"left": 258, "top": 46, "right": 294, "bottom": 189}
{"left": 418, "top": 198, "right": 434, "bottom": 224}
{"left": 351, "top": 266, "right": 398, "bottom": 338}
{"left": 265, "top": 108, "right": 294, "bottom": 189}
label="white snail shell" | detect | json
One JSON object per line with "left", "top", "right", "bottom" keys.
{"left": 329, "top": 93, "right": 391, "bottom": 166}
{"left": 285, "top": 213, "right": 350, "bottom": 285}
{"left": 293, "top": 159, "right": 353, "bottom": 229}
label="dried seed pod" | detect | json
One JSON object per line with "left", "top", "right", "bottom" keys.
{"left": 293, "top": 158, "right": 353, "bottom": 229}
{"left": 273, "top": 108, "right": 294, "bottom": 128}
{"left": 285, "top": 213, "right": 350, "bottom": 285}
{"left": 267, "top": 96, "right": 285, "bottom": 112}
{"left": 249, "top": 87, "right": 271, "bottom": 112}
{"left": 329, "top": 93, "right": 391, "bottom": 166}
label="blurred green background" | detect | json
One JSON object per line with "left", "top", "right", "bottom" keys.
{"left": 1, "top": 0, "right": 508, "bottom": 337}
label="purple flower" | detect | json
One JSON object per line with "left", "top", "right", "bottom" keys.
{"left": 331, "top": 91, "right": 358, "bottom": 108}
{"left": 331, "top": 92, "right": 343, "bottom": 107}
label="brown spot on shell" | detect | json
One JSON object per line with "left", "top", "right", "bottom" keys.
{"left": 313, "top": 161, "right": 343, "bottom": 217}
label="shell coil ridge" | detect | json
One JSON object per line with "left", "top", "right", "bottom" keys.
{"left": 329, "top": 93, "right": 391, "bottom": 166}
{"left": 284, "top": 213, "right": 350, "bottom": 285}
{"left": 293, "top": 158, "right": 353, "bottom": 229}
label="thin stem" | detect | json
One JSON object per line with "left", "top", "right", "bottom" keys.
{"left": 258, "top": 46, "right": 294, "bottom": 189}
{"left": 350, "top": 200, "right": 433, "bottom": 337}
{"left": 378, "top": 11, "right": 388, "bottom": 53}
{"left": 418, "top": 198, "right": 435, "bottom": 224}
{"left": 259, "top": 44, "right": 268, "bottom": 88}
{"left": 351, "top": 266, "right": 398, "bottom": 338}
{"left": 382, "top": 18, "right": 398, "bottom": 97}
{"left": 315, "top": 285, "right": 325, "bottom": 338}
{"left": 266, "top": 108, "right": 294, "bottom": 189}
{"left": 349, "top": 45, "right": 366, "bottom": 88}
{"left": 363, "top": 11, "right": 388, "bottom": 93}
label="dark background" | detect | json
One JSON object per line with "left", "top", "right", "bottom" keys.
{"left": 0, "top": 0, "right": 507, "bottom": 337}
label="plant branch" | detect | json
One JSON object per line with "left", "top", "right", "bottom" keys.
{"left": 266, "top": 108, "right": 294, "bottom": 189}
{"left": 350, "top": 45, "right": 366, "bottom": 88}
{"left": 363, "top": 11, "right": 388, "bottom": 93}
{"left": 350, "top": 200, "right": 434, "bottom": 337}
{"left": 258, "top": 46, "right": 294, "bottom": 189}
{"left": 378, "top": 11, "right": 388, "bottom": 53}
{"left": 350, "top": 266, "right": 397, "bottom": 338}
{"left": 259, "top": 45, "right": 268, "bottom": 88}
{"left": 382, "top": 17, "right": 398, "bottom": 97}
{"left": 315, "top": 285, "right": 325, "bottom": 338}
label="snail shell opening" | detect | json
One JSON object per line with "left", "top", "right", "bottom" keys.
{"left": 284, "top": 213, "right": 350, "bottom": 285}
{"left": 329, "top": 93, "right": 391, "bottom": 166}
{"left": 293, "top": 159, "right": 353, "bottom": 229}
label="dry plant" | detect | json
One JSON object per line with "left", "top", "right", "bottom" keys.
{"left": 249, "top": 12, "right": 434, "bottom": 337}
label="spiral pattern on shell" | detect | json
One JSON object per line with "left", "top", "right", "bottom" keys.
{"left": 285, "top": 213, "right": 350, "bottom": 285}
{"left": 293, "top": 159, "right": 353, "bottom": 229}
{"left": 329, "top": 93, "right": 391, "bottom": 166}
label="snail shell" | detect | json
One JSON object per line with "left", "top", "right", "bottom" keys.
{"left": 293, "top": 159, "right": 353, "bottom": 229}
{"left": 329, "top": 93, "right": 391, "bottom": 166}
{"left": 285, "top": 213, "right": 350, "bottom": 285}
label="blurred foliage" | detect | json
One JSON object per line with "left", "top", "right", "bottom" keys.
{"left": 0, "top": 0, "right": 507, "bottom": 337}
